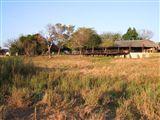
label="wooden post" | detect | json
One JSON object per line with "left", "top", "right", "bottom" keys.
{"left": 34, "top": 106, "right": 37, "bottom": 120}
{"left": 92, "top": 47, "right": 94, "bottom": 53}
{"left": 1, "top": 106, "right": 5, "bottom": 120}
{"left": 129, "top": 45, "right": 131, "bottom": 52}
{"left": 105, "top": 48, "right": 107, "bottom": 52}
{"left": 142, "top": 44, "right": 144, "bottom": 52}
{"left": 1, "top": 107, "right": 3, "bottom": 120}
{"left": 118, "top": 47, "right": 119, "bottom": 52}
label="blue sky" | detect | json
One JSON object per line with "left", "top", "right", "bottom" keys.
{"left": 0, "top": 0, "right": 159, "bottom": 47}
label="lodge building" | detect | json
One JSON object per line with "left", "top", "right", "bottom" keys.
{"left": 113, "top": 40, "right": 159, "bottom": 53}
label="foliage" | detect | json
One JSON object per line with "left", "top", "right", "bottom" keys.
{"left": 46, "top": 23, "right": 74, "bottom": 55}
{"left": 69, "top": 28, "right": 101, "bottom": 53}
{"left": 100, "top": 32, "right": 121, "bottom": 47}
{"left": 100, "top": 39, "right": 114, "bottom": 47}
{"left": 7, "top": 25, "right": 154, "bottom": 56}
{"left": 85, "top": 32, "right": 102, "bottom": 49}
{"left": 9, "top": 34, "right": 47, "bottom": 56}
{"left": 100, "top": 32, "right": 122, "bottom": 41}
{"left": 122, "top": 27, "right": 139, "bottom": 40}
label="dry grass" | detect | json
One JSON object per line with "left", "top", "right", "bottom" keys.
{"left": 0, "top": 55, "right": 160, "bottom": 119}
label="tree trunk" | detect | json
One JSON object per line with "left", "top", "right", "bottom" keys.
{"left": 48, "top": 45, "right": 51, "bottom": 58}
{"left": 105, "top": 48, "right": 107, "bottom": 52}
{"left": 25, "top": 49, "right": 30, "bottom": 56}
{"left": 57, "top": 47, "right": 61, "bottom": 55}
{"left": 92, "top": 47, "right": 94, "bottom": 53}
{"left": 79, "top": 48, "right": 82, "bottom": 55}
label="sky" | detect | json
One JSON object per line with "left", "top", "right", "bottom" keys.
{"left": 0, "top": 0, "right": 159, "bottom": 47}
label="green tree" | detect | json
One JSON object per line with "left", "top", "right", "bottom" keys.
{"left": 122, "top": 27, "right": 138, "bottom": 40}
{"left": 33, "top": 34, "right": 48, "bottom": 55}
{"left": 100, "top": 32, "right": 121, "bottom": 48}
{"left": 100, "top": 32, "right": 122, "bottom": 41}
{"left": 9, "top": 34, "right": 47, "bottom": 56}
{"left": 85, "top": 33, "right": 101, "bottom": 52}
{"left": 112, "top": 33, "right": 122, "bottom": 41}
{"left": 100, "top": 40, "right": 114, "bottom": 47}
{"left": 69, "top": 27, "right": 101, "bottom": 54}
{"left": 9, "top": 37, "right": 25, "bottom": 55}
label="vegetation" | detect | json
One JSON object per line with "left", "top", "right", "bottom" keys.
{"left": 100, "top": 32, "right": 122, "bottom": 41}
{"left": 139, "top": 29, "right": 153, "bottom": 40}
{"left": 46, "top": 23, "right": 74, "bottom": 57}
{"left": 7, "top": 24, "right": 154, "bottom": 56}
{"left": 69, "top": 27, "right": 101, "bottom": 54}
{"left": 8, "top": 34, "right": 47, "bottom": 56}
{"left": 122, "top": 27, "right": 139, "bottom": 40}
{"left": 100, "top": 32, "right": 121, "bottom": 47}
{"left": 0, "top": 56, "right": 159, "bottom": 119}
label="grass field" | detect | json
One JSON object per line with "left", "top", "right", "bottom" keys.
{"left": 0, "top": 55, "right": 160, "bottom": 119}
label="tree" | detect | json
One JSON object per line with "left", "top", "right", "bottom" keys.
{"left": 46, "top": 23, "right": 74, "bottom": 57}
{"left": 112, "top": 33, "right": 122, "bottom": 41}
{"left": 46, "top": 24, "right": 56, "bottom": 58}
{"left": 99, "top": 32, "right": 121, "bottom": 48}
{"left": 122, "top": 27, "right": 138, "bottom": 40}
{"left": 33, "top": 34, "right": 48, "bottom": 55}
{"left": 85, "top": 33, "right": 101, "bottom": 52}
{"left": 69, "top": 27, "right": 101, "bottom": 54}
{"left": 100, "top": 40, "right": 114, "bottom": 47}
{"left": 100, "top": 32, "right": 122, "bottom": 41}
{"left": 56, "top": 24, "right": 74, "bottom": 55}
{"left": 9, "top": 34, "right": 47, "bottom": 56}
{"left": 139, "top": 29, "right": 153, "bottom": 40}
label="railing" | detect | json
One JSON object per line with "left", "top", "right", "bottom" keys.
{"left": 71, "top": 50, "right": 130, "bottom": 56}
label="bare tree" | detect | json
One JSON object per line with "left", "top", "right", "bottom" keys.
{"left": 46, "top": 24, "right": 56, "bottom": 58}
{"left": 46, "top": 23, "right": 74, "bottom": 57}
{"left": 55, "top": 24, "right": 74, "bottom": 55}
{"left": 139, "top": 29, "right": 153, "bottom": 40}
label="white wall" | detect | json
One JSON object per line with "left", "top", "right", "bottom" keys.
{"left": 116, "top": 52, "right": 160, "bottom": 58}
{"left": 126, "top": 52, "right": 159, "bottom": 58}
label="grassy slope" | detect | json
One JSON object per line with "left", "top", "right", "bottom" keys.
{"left": 0, "top": 56, "right": 160, "bottom": 119}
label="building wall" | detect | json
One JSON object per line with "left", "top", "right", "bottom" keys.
{"left": 117, "top": 52, "right": 160, "bottom": 58}
{"left": 125, "top": 52, "right": 159, "bottom": 58}
{"left": 126, "top": 52, "right": 148, "bottom": 58}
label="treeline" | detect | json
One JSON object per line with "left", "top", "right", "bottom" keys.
{"left": 8, "top": 23, "right": 153, "bottom": 56}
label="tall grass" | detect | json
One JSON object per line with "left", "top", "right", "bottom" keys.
{"left": 0, "top": 56, "right": 160, "bottom": 119}
{"left": 0, "top": 57, "right": 37, "bottom": 105}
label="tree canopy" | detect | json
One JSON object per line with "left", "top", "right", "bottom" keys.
{"left": 122, "top": 27, "right": 139, "bottom": 40}
{"left": 46, "top": 23, "right": 74, "bottom": 56}
{"left": 99, "top": 32, "right": 121, "bottom": 47}
{"left": 100, "top": 32, "right": 122, "bottom": 41}
{"left": 9, "top": 34, "right": 47, "bottom": 56}
{"left": 69, "top": 27, "right": 101, "bottom": 53}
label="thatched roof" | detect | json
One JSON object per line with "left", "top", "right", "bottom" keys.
{"left": 114, "top": 40, "right": 158, "bottom": 48}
